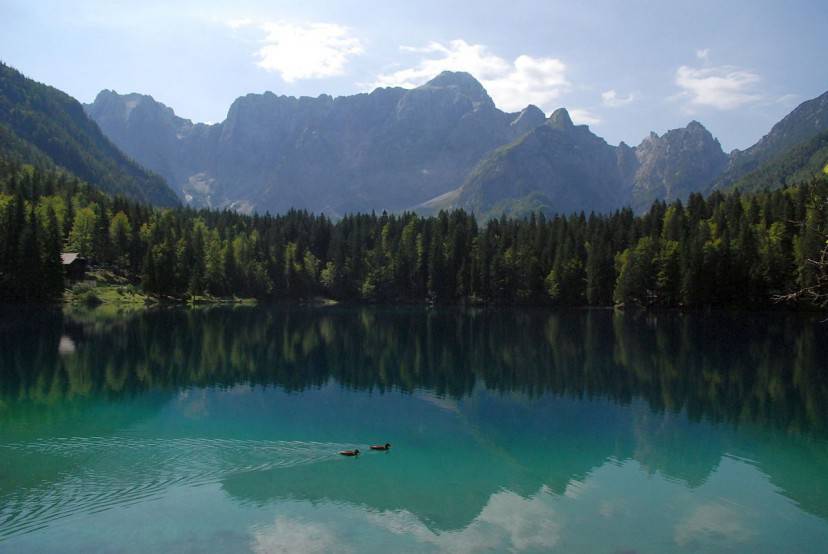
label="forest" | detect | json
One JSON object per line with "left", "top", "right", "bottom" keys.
{"left": 0, "top": 157, "right": 826, "bottom": 308}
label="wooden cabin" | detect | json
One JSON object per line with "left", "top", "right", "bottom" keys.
{"left": 61, "top": 253, "right": 88, "bottom": 280}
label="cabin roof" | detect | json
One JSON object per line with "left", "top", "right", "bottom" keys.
{"left": 61, "top": 252, "right": 81, "bottom": 265}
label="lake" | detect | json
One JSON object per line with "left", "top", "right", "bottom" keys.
{"left": 1, "top": 306, "right": 827, "bottom": 553}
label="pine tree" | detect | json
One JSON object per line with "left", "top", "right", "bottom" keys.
{"left": 18, "top": 205, "right": 43, "bottom": 301}
{"left": 43, "top": 206, "right": 64, "bottom": 299}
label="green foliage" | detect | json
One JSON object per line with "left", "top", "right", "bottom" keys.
{"left": 68, "top": 206, "right": 96, "bottom": 256}
{"left": 730, "top": 131, "right": 828, "bottom": 193}
{"left": 614, "top": 237, "right": 659, "bottom": 306}
{"left": 0, "top": 62, "right": 178, "bottom": 207}
{"left": 109, "top": 211, "right": 132, "bottom": 267}
{"left": 1, "top": 156, "right": 827, "bottom": 308}
{"left": 71, "top": 282, "right": 103, "bottom": 307}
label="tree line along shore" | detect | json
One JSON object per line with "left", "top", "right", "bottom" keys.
{"left": 0, "top": 158, "right": 826, "bottom": 310}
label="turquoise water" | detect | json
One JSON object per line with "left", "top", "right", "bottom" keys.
{"left": 1, "top": 306, "right": 827, "bottom": 552}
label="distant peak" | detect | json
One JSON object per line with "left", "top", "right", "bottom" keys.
{"left": 676, "top": 121, "right": 719, "bottom": 144}
{"left": 92, "top": 89, "right": 161, "bottom": 108}
{"left": 520, "top": 104, "right": 545, "bottom": 117}
{"left": 94, "top": 89, "right": 118, "bottom": 100}
{"left": 92, "top": 89, "right": 129, "bottom": 105}
{"left": 424, "top": 70, "right": 483, "bottom": 89}
{"left": 510, "top": 105, "right": 546, "bottom": 134}
{"left": 94, "top": 89, "right": 133, "bottom": 100}
{"left": 87, "top": 89, "right": 189, "bottom": 125}
{"left": 548, "top": 108, "right": 573, "bottom": 129}
{"left": 419, "top": 70, "right": 493, "bottom": 107}
{"left": 686, "top": 120, "right": 707, "bottom": 132}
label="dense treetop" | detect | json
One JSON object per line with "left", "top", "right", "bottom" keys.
{"left": 1, "top": 156, "right": 826, "bottom": 310}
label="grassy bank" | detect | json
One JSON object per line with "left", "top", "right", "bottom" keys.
{"left": 64, "top": 268, "right": 257, "bottom": 317}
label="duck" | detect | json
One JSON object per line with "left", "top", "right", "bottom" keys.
{"left": 370, "top": 443, "right": 391, "bottom": 451}
{"left": 339, "top": 449, "right": 360, "bottom": 456}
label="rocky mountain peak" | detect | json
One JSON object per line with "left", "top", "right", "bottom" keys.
{"left": 547, "top": 108, "right": 574, "bottom": 129}
{"left": 424, "top": 71, "right": 484, "bottom": 92}
{"left": 89, "top": 90, "right": 146, "bottom": 121}
{"left": 416, "top": 71, "right": 495, "bottom": 111}
{"left": 85, "top": 74, "right": 545, "bottom": 215}
{"left": 632, "top": 122, "right": 728, "bottom": 210}
{"left": 86, "top": 90, "right": 187, "bottom": 127}
{"left": 685, "top": 120, "right": 706, "bottom": 132}
{"left": 510, "top": 105, "right": 546, "bottom": 135}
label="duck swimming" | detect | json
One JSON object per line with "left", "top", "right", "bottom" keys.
{"left": 370, "top": 443, "right": 391, "bottom": 451}
{"left": 339, "top": 449, "right": 360, "bottom": 456}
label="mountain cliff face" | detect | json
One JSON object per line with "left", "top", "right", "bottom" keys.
{"left": 85, "top": 71, "right": 546, "bottom": 215}
{"left": 0, "top": 63, "right": 179, "bottom": 207}
{"left": 439, "top": 115, "right": 728, "bottom": 218}
{"left": 714, "top": 90, "right": 828, "bottom": 190}
{"left": 448, "top": 109, "right": 631, "bottom": 217}
{"left": 85, "top": 70, "right": 828, "bottom": 217}
{"left": 83, "top": 90, "right": 210, "bottom": 199}
{"left": 632, "top": 121, "right": 728, "bottom": 211}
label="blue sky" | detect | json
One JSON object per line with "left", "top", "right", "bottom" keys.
{"left": 2, "top": 0, "right": 826, "bottom": 150}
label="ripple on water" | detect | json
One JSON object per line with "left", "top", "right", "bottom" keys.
{"left": 0, "top": 437, "right": 350, "bottom": 540}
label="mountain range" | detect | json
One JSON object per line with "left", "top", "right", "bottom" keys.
{"left": 428, "top": 86, "right": 828, "bottom": 217}
{"left": 85, "top": 72, "right": 548, "bottom": 215}
{"left": 1, "top": 61, "right": 826, "bottom": 217}
{"left": 427, "top": 109, "right": 730, "bottom": 216}
{"left": 84, "top": 71, "right": 828, "bottom": 217}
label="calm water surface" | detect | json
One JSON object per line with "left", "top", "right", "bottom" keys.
{"left": 1, "top": 306, "right": 827, "bottom": 553}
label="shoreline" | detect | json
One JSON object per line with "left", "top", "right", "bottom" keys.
{"left": 1, "top": 268, "right": 825, "bottom": 316}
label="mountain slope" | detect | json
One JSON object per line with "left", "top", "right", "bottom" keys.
{"left": 631, "top": 121, "right": 728, "bottom": 211}
{"left": 435, "top": 114, "right": 729, "bottom": 218}
{"left": 728, "top": 129, "right": 828, "bottom": 192}
{"left": 83, "top": 89, "right": 205, "bottom": 198}
{"left": 85, "top": 71, "right": 547, "bottom": 216}
{"left": 449, "top": 109, "right": 630, "bottom": 218}
{"left": 84, "top": 68, "right": 828, "bottom": 218}
{"left": 714, "top": 90, "right": 828, "bottom": 190}
{"left": 429, "top": 90, "right": 828, "bottom": 218}
{"left": 0, "top": 62, "right": 179, "bottom": 206}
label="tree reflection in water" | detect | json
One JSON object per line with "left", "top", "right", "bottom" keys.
{"left": 2, "top": 306, "right": 826, "bottom": 435}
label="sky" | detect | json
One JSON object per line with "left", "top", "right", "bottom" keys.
{"left": 1, "top": 0, "right": 826, "bottom": 151}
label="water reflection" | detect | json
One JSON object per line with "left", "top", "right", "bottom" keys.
{"left": 2, "top": 306, "right": 826, "bottom": 433}
{"left": 1, "top": 306, "right": 827, "bottom": 552}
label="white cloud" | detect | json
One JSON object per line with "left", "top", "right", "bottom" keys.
{"left": 229, "top": 20, "right": 363, "bottom": 82}
{"left": 674, "top": 64, "right": 762, "bottom": 110}
{"left": 569, "top": 108, "right": 601, "bottom": 125}
{"left": 251, "top": 516, "right": 348, "bottom": 554}
{"left": 674, "top": 502, "right": 755, "bottom": 547}
{"left": 696, "top": 48, "right": 710, "bottom": 61}
{"left": 367, "top": 487, "right": 562, "bottom": 553}
{"left": 601, "top": 89, "right": 635, "bottom": 108}
{"left": 227, "top": 18, "right": 253, "bottom": 30}
{"left": 371, "top": 39, "right": 570, "bottom": 113}
{"left": 372, "top": 40, "right": 511, "bottom": 88}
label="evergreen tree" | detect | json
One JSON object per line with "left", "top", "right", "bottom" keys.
{"left": 1, "top": 156, "right": 827, "bottom": 309}
{"left": 43, "top": 206, "right": 64, "bottom": 298}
